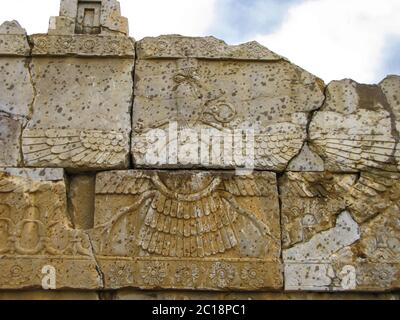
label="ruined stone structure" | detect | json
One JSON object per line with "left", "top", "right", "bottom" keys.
{"left": 0, "top": 0, "right": 399, "bottom": 300}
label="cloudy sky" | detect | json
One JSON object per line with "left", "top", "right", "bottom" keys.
{"left": 1, "top": 0, "right": 399, "bottom": 84}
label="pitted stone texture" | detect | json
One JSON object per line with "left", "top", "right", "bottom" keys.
{"left": 287, "top": 143, "right": 325, "bottom": 172}
{"left": 310, "top": 76, "right": 400, "bottom": 172}
{"left": 280, "top": 172, "right": 400, "bottom": 292}
{"left": 0, "top": 21, "right": 30, "bottom": 56}
{"left": 22, "top": 57, "right": 134, "bottom": 170}
{"left": 132, "top": 36, "right": 325, "bottom": 171}
{"left": 91, "top": 170, "right": 282, "bottom": 290}
{"left": 0, "top": 168, "right": 102, "bottom": 289}
{"left": 49, "top": 0, "right": 129, "bottom": 36}
{"left": 0, "top": 57, "right": 34, "bottom": 119}
{"left": 0, "top": 22, "right": 34, "bottom": 168}
{"left": 30, "top": 35, "right": 135, "bottom": 57}
{"left": 0, "top": 117, "right": 22, "bottom": 167}
{"left": 67, "top": 174, "right": 95, "bottom": 230}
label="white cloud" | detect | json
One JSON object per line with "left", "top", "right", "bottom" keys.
{"left": 0, "top": 0, "right": 59, "bottom": 34}
{"left": 120, "top": 0, "right": 217, "bottom": 40}
{"left": 0, "top": 0, "right": 217, "bottom": 40}
{"left": 255, "top": 0, "right": 400, "bottom": 83}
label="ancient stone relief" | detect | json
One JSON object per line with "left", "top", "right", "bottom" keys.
{"left": 132, "top": 35, "right": 325, "bottom": 171}
{"left": 280, "top": 172, "right": 400, "bottom": 291}
{"left": 310, "top": 76, "right": 400, "bottom": 172}
{"left": 90, "top": 171, "right": 282, "bottom": 290}
{"left": 0, "top": 168, "right": 101, "bottom": 289}
{"left": 0, "top": 0, "right": 399, "bottom": 297}
{"left": 21, "top": 0, "right": 134, "bottom": 170}
{"left": 0, "top": 21, "right": 34, "bottom": 168}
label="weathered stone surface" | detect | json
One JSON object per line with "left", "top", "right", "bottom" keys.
{"left": 0, "top": 168, "right": 102, "bottom": 289}
{"left": 114, "top": 290, "right": 400, "bottom": 300}
{"left": 0, "top": 21, "right": 34, "bottom": 168}
{"left": 132, "top": 35, "right": 325, "bottom": 171}
{"left": 30, "top": 34, "right": 135, "bottom": 57}
{"left": 310, "top": 76, "right": 400, "bottom": 172}
{"left": 0, "top": 21, "right": 30, "bottom": 56}
{"left": 280, "top": 172, "right": 400, "bottom": 292}
{"left": 0, "top": 56, "right": 34, "bottom": 119}
{"left": 91, "top": 170, "right": 282, "bottom": 290}
{"left": 0, "top": 117, "right": 22, "bottom": 167}
{"left": 22, "top": 57, "right": 134, "bottom": 170}
{"left": 67, "top": 174, "right": 95, "bottom": 230}
{"left": 287, "top": 143, "right": 325, "bottom": 172}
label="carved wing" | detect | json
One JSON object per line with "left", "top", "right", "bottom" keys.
{"left": 96, "top": 171, "right": 153, "bottom": 195}
{"left": 139, "top": 191, "right": 238, "bottom": 258}
{"left": 96, "top": 172, "right": 239, "bottom": 258}
{"left": 221, "top": 175, "right": 272, "bottom": 197}
{"left": 0, "top": 174, "right": 21, "bottom": 193}
{"left": 337, "top": 171, "right": 400, "bottom": 223}
{"left": 255, "top": 124, "right": 306, "bottom": 170}
{"left": 311, "top": 133, "right": 399, "bottom": 172}
{"left": 22, "top": 129, "right": 127, "bottom": 166}
{"left": 285, "top": 172, "right": 341, "bottom": 198}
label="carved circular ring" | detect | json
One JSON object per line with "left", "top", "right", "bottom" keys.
{"left": 83, "top": 39, "right": 96, "bottom": 50}
{"left": 210, "top": 102, "right": 237, "bottom": 123}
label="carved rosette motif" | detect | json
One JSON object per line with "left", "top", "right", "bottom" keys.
{"left": 31, "top": 35, "right": 135, "bottom": 57}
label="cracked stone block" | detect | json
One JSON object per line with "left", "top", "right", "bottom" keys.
{"left": 91, "top": 170, "right": 282, "bottom": 290}
{"left": 132, "top": 35, "right": 325, "bottom": 171}
{"left": 310, "top": 76, "right": 400, "bottom": 172}
{"left": 20, "top": 0, "right": 134, "bottom": 171}
{"left": 280, "top": 172, "right": 400, "bottom": 292}
{"left": 0, "top": 168, "right": 102, "bottom": 289}
{"left": 22, "top": 57, "right": 134, "bottom": 170}
{"left": 0, "top": 21, "right": 34, "bottom": 168}
{"left": 0, "top": 21, "right": 30, "bottom": 56}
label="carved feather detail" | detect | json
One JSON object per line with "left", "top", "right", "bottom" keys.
{"left": 311, "top": 133, "right": 399, "bottom": 171}
{"left": 22, "top": 129, "right": 128, "bottom": 167}
{"left": 95, "top": 172, "right": 271, "bottom": 258}
{"left": 254, "top": 130, "right": 305, "bottom": 169}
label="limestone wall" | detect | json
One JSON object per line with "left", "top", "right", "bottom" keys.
{"left": 0, "top": 0, "right": 399, "bottom": 300}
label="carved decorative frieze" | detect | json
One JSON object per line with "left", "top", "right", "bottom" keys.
{"left": 30, "top": 34, "right": 135, "bottom": 57}
{"left": 90, "top": 170, "right": 283, "bottom": 290}
{"left": 0, "top": 168, "right": 102, "bottom": 289}
{"left": 137, "top": 36, "right": 283, "bottom": 60}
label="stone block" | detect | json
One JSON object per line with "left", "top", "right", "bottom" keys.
{"left": 91, "top": 170, "right": 283, "bottom": 290}
{"left": 280, "top": 172, "right": 400, "bottom": 292}
{"left": 132, "top": 35, "right": 325, "bottom": 171}
{"left": 0, "top": 168, "right": 102, "bottom": 289}
{"left": 310, "top": 76, "right": 400, "bottom": 172}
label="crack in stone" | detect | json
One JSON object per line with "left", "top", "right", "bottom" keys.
{"left": 85, "top": 231, "right": 105, "bottom": 290}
